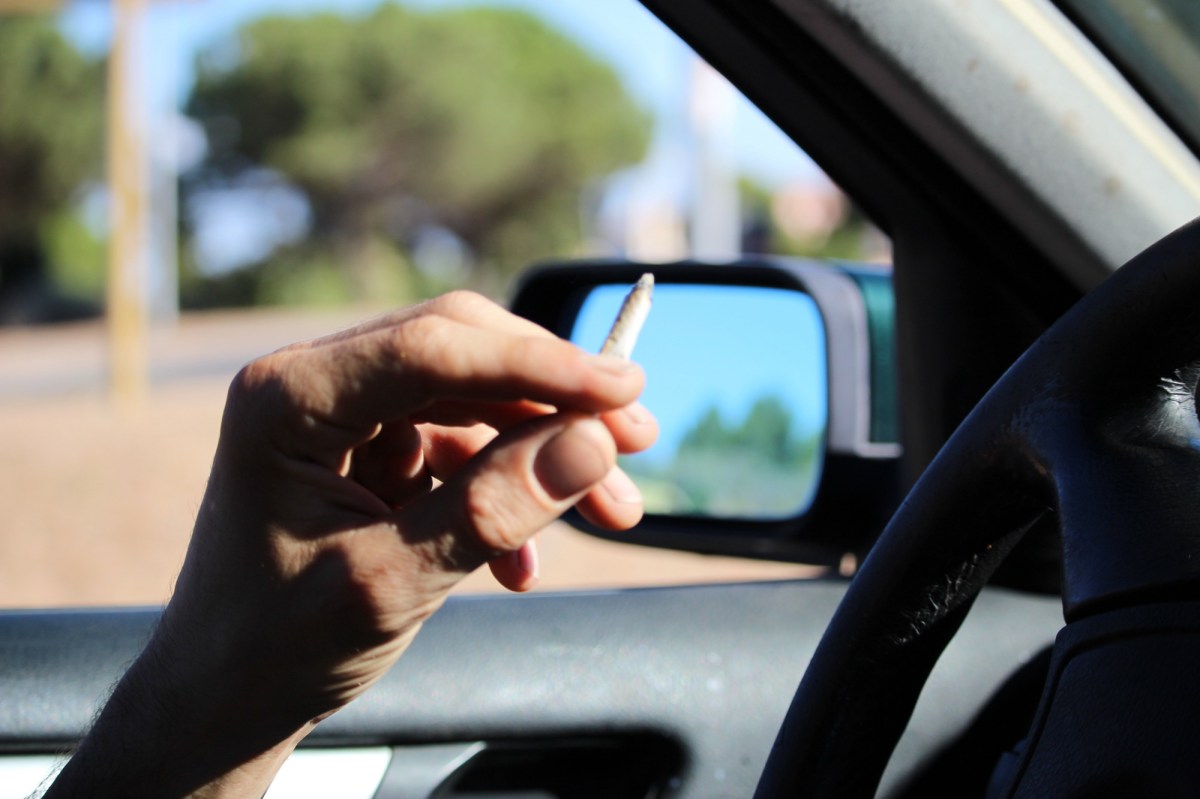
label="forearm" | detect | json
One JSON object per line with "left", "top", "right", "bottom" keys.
{"left": 42, "top": 640, "right": 309, "bottom": 799}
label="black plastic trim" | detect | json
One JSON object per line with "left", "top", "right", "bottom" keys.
{"left": 0, "top": 583, "right": 1062, "bottom": 799}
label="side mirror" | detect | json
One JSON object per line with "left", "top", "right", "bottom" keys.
{"left": 511, "top": 259, "right": 901, "bottom": 566}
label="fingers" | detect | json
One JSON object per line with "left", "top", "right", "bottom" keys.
{"left": 356, "top": 418, "right": 638, "bottom": 593}
{"left": 418, "top": 401, "right": 656, "bottom": 535}
{"left": 339, "top": 320, "right": 640, "bottom": 420}
{"left": 306, "top": 291, "right": 558, "bottom": 350}
{"left": 238, "top": 319, "right": 642, "bottom": 464}
{"left": 483, "top": 464, "right": 644, "bottom": 595}
{"left": 417, "top": 402, "right": 654, "bottom": 532}
{"left": 412, "top": 399, "right": 554, "bottom": 431}
{"left": 575, "top": 465, "right": 646, "bottom": 530}
{"left": 352, "top": 399, "right": 656, "bottom": 536}
{"left": 398, "top": 414, "right": 617, "bottom": 581}
{"left": 420, "top": 423, "right": 498, "bottom": 478}
{"left": 351, "top": 422, "right": 432, "bottom": 507}
{"left": 600, "top": 402, "right": 659, "bottom": 454}
{"left": 418, "top": 399, "right": 657, "bottom": 476}
{"left": 575, "top": 403, "right": 657, "bottom": 528}
{"left": 223, "top": 291, "right": 656, "bottom": 595}
{"left": 228, "top": 291, "right": 650, "bottom": 478}
{"left": 487, "top": 542, "right": 539, "bottom": 592}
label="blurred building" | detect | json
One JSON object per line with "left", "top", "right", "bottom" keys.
{"left": 771, "top": 179, "right": 847, "bottom": 244}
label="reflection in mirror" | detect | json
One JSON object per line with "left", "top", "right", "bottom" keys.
{"left": 572, "top": 284, "right": 827, "bottom": 520}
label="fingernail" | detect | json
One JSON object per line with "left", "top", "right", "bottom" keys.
{"left": 623, "top": 402, "right": 653, "bottom": 425}
{"left": 588, "top": 353, "right": 638, "bottom": 375}
{"left": 534, "top": 418, "right": 613, "bottom": 500}
{"left": 601, "top": 466, "right": 643, "bottom": 505}
{"left": 518, "top": 542, "right": 539, "bottom": 580}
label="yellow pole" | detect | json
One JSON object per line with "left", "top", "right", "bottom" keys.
{"left": 106, "top": 0, "right": 149, "bottom": 407}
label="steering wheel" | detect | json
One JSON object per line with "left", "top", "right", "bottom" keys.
{"left": 754, "top": 218, "right": 1200, "bottom": 797}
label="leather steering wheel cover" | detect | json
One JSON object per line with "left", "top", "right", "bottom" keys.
{"left": 754, "top": 217, "right": 1200, "bottom": 798}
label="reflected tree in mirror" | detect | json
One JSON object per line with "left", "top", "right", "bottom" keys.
{"left": 572, "top": 284, "right": 827, "bottom": 519}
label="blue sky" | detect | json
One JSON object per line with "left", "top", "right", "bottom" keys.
{"left": 58, "top": 0, "right": 822, "bottom": 189}
{"left": 573, "top": 283, "right": 828, "bottom": 465}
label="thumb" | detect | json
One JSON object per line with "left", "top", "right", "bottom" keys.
{"left": 398, "top": 414, "right": 615, "bottom": 584}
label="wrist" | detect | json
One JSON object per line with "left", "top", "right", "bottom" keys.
{"left": 44, "top": 626, "right": 311, "bottom": 799}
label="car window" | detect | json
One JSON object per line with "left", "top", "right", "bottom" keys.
{"left": 0, "top": 0, "right": 888, "bottom": 607}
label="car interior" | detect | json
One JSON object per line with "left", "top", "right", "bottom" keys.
{"left": 4, "top": 0, "right": 1200, "bottom": 797}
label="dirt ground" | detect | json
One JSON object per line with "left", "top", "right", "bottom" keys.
{"left": 0, "top": 309, "right": 819, "bottom": 608}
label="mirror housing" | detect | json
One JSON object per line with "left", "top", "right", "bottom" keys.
{"left": 511, "top": 258, "right": 901, "bottom": 566}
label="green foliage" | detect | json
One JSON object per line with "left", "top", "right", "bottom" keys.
{"left": 179, "top": 236, "right": 426, "bottom": 310}
{"left": 741, "top": 396, "right": 800, "bottom": 463}
{"left": 178, "top": 256, "right": 259, "bottom": 310}
{"left": 0, "top": 16, "right": 105, "bottom": 312}
{"left": 680, "top": 395, "right": 816, "bottom": 467}
{"left": 41, "top": 210, "right": 106, "bottom": 300}
{"left": 253, "top": 238, "right": 419, "bottom": 307}
{"left": 635, "top": 395, "right": 823, "bottom": 518}
{"left": 679, "top": 406, "right": 732, "bottom": 451}
{"left": 0, "top": 17, "right": 104, "bottom": 238}
{"left": 184, "top": 4, "right": 652, "bottom": 305}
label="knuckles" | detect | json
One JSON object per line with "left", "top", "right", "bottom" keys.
{"left": 424, "top": 289, "right": 497, "bottom": 320}
{"left": 223, "top": 355, "right": 295, "bottom": 436}
{"left": 226, "top": 352, "right": 323, "bottom": 442}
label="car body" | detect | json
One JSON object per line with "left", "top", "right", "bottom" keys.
{"left": 4, "top": 0, "right": 1200, "bottom": 797}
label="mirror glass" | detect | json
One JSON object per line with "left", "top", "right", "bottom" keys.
{"left": 571, "top": 283, "right": 827, "bottom": 520}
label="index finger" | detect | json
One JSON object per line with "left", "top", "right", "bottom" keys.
{"left": 303, "top": 291, "right": 558, "bottom": 350}
{"left": 239, "top": 314, "right": 643, "bottom": 461}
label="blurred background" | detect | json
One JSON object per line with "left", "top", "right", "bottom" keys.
{"left": 0, "top": 0, "right": 888, "bottom": 607}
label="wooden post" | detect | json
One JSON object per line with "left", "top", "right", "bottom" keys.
{"left": 106, "top": 0, "right": 149, "bottom": 407}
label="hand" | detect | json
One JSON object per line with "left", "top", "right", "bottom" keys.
{"left": 45, "top": 292, "right": 656, "bottom": 798}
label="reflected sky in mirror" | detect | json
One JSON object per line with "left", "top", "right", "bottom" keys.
{"left": 572, "top": 283, "right": 827, "bottom": 518}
